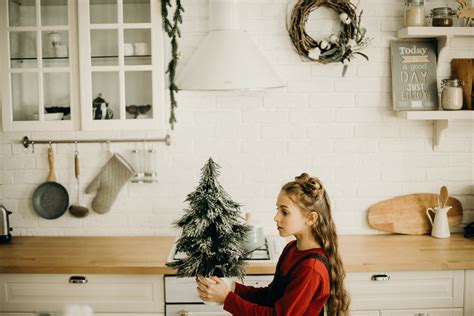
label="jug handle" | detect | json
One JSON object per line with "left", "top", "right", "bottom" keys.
{"left": 426, "top": 208, "right": 435, "bottom": 226}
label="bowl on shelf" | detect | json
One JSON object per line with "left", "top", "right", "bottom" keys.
{"left": 31, "top": 113, "right": 64, "bottom": 121}
{"left": 45, "top": 106, "right": 70, "bottom": 116}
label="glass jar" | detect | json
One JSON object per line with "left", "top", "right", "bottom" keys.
{"left": 404, "top": 0, "right": 425, "bottom": 27}
{"left": 431, "top": 7, "right": 456, "bottom": 27}
{"left": 441, "top": 79, "right": 464, "bottom": 110}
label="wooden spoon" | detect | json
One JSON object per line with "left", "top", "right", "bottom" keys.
{"left": 439, "top": 186, "right": 449, "bottom": 208}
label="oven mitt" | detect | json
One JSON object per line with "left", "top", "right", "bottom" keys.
{"left": 85, "top": 154, "right": 135, "bottom": 214}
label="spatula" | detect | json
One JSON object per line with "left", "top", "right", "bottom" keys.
{"left": 439, "top": 186, "right": 449, "bottom": 208}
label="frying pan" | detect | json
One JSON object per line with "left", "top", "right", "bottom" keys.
{"left": 32, "top": 147, "right": 69, "bottom": 219}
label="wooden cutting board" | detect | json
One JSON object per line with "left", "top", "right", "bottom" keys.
{"left": 451, "top": 59, "right": 473, "bottom": 110}
{"left": 368, "top": 193, "right": 463, "bottom": 235}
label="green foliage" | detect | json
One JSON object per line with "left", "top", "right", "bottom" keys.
{"left": 161, "top": 0, "right": 184, "bottom": 129}
{"left": 166, "top": 158, "right": 249, "bottom": 278}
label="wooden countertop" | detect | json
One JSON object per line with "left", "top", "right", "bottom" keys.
{"left": 0, "top": 234, "right": 472, "bottom": 274}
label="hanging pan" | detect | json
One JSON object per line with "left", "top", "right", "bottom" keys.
{"left": 32, "top": 147, "right": 69, "bottom": 219}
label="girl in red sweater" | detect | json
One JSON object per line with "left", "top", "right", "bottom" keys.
{"left": 197, "top": 173, "right": 350, "bottom": 315}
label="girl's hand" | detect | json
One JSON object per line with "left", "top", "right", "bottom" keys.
{"left": 196, "top": 275, "right": 230, "bottom": 303}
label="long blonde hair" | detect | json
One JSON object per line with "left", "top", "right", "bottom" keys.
{"left": 281, "top": 173, "right": 350, "bottom": 315}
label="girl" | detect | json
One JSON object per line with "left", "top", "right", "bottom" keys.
{"left": 196, "top": 173, "right": 350, "bottom": 315}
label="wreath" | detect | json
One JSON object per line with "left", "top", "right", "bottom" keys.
{"left": 288, "top": 0, "right": 369, "bottom": 66}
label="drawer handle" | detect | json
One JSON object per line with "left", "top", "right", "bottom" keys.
{"left": 371, "top": 273, "right": 390, "bottom": 281}
{"left": 69, "top": 275, "right": 88, "bottom": 284}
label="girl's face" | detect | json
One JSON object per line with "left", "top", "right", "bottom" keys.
{"left": 274, "top": 191, "right": 312, "bottom": 238}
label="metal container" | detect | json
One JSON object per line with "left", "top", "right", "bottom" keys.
{"left": 0, "top": 205, "right": 13, "bottom": 243}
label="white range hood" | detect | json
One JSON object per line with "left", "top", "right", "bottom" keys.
{"left": 176, "top": 0, "right": 284, "bottom": 91}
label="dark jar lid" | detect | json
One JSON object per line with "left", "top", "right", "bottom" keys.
{"left": 431, "top": 7, "right": 456, "bottom": 17}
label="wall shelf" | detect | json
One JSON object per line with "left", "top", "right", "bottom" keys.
{"left": 398, "top": 111, "right": 474, "bottom": 149}
{"left": 397, "top": 27, "right": 474, "bottom": 57}
{"left": 397, "top": 27, "right": 474, "bottom": 38}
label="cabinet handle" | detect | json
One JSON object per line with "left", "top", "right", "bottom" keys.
{"left": 68, "top": 275, "right": 88, "bottom": 284}
{"left": 370, "top": 273, "right": 390, "bottom": 281}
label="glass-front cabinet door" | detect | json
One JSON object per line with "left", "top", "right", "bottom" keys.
{"left": 0, "top": 0, "right": 77, "bottom": 131}
{"left": 78, "top": 0, "right": 166, "bottom": 131}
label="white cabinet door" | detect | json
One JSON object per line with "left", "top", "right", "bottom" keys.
{"left": 0, "top": 274, "right": 164, "bottom": 313}
{"left": 77, "top": 0, "right": 167, "bottom": 131}
{"left": 465, "top": 270, "right": 474, "bottom": 316}
{"left": 0, "top": 0, "right": 78, "bottom": 132}
{"left": 381, "top": 308, "right": 463, "bottom": 316}
{"left": 347, "top": 270, "right": 464, "bottom": 310}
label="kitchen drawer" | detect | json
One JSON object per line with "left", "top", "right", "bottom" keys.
{"left": 164, "top": 275, "right": 272, "bottom": 303}
{"left": 380, "top": 308, "right": 463, "bottom": 316}
{"left": 166, "top": 304, "right": 230, "bottom": 315}
{"left": 347, "top": 270, "right": 464, "bottom": 310}
{"left": 351, "top": 312, "right": 380, "bottom": 316}
{"left": 0, "top": 274, "right": 164, "bottom": 313}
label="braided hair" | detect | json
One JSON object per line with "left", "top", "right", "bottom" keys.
{"left": 281, "top": 173, "right": 350, "bottom": 315}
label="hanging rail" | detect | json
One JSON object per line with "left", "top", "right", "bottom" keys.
{"left": 20, "top": 134, "right": 171, "bottom": 148}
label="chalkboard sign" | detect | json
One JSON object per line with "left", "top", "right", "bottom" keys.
{"left": 390, "top": 39, "right": 438, "bottom": 111}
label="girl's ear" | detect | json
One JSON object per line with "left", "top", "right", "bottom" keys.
{"left": 306, "top": 212, "right": 318, "bottom": 226}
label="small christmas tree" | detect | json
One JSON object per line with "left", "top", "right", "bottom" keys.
{"left": 167, "top": 157, "right": 249, "bottom": 278}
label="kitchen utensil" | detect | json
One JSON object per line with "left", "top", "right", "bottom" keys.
{"left": 243, "top": 212, "right": 265, "bottom": 253}
{"left": 368, "top": 193, "right": 463, "bottom": 235}
{"left": 32, "top": 147, "right": 69, "bottom": 219}
{"left": 426, "top": 206, "right": 451, "bottom": 238}
{"left": 439, "top": 185, "right": 449, "bottom": 208}
{"left": 451, "top": 59, "right": 473, "bottom": 110}
{"left": 0, "top": 205, "right": 13, "bottom": 243}
{"left": 69, "top": 148, "right": 89, "bottom": 218}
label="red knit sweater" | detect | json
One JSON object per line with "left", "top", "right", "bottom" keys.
{"left": 223, "top": 241, "right": 330, "bottom": 315}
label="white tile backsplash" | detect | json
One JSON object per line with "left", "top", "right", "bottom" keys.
{"left": 0, "top": 0, "right": 473, "bottom": 236}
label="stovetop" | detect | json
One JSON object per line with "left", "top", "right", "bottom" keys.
{"left": 167, "top": 236, "right": 287, "bottom": 264}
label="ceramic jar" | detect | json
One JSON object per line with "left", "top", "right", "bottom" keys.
{"left": 441, "top": 79, "right": 464, "bottom": 110}
{"left": 404, "top": 0, "right": 425, "bottom": 27}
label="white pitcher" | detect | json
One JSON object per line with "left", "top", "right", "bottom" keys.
{"left": 426, "top": 206, "right": 451, "bottom": 238}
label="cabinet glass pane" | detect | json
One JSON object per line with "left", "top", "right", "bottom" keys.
{"left": 124, "top": 29, "right": 151, "bottom": 65}
{"left": 8, "top": 0, "right": 36, "bottom": 27}
{"left": 42, "top": 31, "right": 69, "bottom": 67}
{"left": 90, "top": 0, "right": 117, "bottom": 24}
{"left": 91, "top": 29, "right": 118, "bottom": 66}
{"left": 123, "top": 0, "right": 150, "bottom": 23}
{"left": 91, "top": 72, "right": 119, "bottom": 120}
{"left": 11, "top": 72, "right": 38, "bottom": 121}
{"left": 41, "top": 0, "right": 68, "bottom": 26}
{"left": 10, "top": 31, "right": 37, "bottom": 68}
{"left": 125, "top": 71, "right": 152, "bottom": 120}
{"left": 43, "top": 72, "right": 70, "bottom": 121}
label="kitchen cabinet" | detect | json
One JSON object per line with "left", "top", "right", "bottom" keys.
{"left": 395, "top": 27, "right": 474, "bottom": 149}
{"left": 0, "top": 274, "right": 164, "bottom": 314}
{"left": 0, "top": 0, "right": 167, "bottom": 132}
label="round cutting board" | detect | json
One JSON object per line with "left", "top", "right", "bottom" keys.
{"left": 368, "top": 193, "right": 463, "bottom": 235}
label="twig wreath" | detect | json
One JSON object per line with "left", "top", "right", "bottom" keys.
{"left": 288, "top": 0, "right": 369, "bottom": 69}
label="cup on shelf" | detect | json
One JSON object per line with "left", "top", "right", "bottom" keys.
{"left": 124, "top": 43, "right": 134, "bottom": 56}
{"left": 133, "top": 42, "right": 149, "bottom": 56}
{"left": 55, "top": 44, "right": 68, "bottom": 58}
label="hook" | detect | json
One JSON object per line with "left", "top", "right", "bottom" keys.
{"left": 74, "top": 141, "right": 78, "bottom": 154}
{"left": 49, "top": 141, "right": 52, "bottom": 149}
{"left": 106, "top": 140, "right": 111, "bottom": 155}
{"left": 31, "top": 141, "right": 35, "bottom": 154}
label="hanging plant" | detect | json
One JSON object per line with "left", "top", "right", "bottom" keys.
{"left": 161, "top": 0, "right": 184, "bottom": 129}
{"left": 287, "top": 0, "right": 370, "bottom": 74}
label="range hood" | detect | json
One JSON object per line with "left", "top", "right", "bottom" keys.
{"left": 175, "top": 0, "right": 284, "bottom": 91}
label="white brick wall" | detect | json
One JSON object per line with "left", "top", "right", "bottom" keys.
{"left": 0, "top": 0, "right": 473, "bottom": 236}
